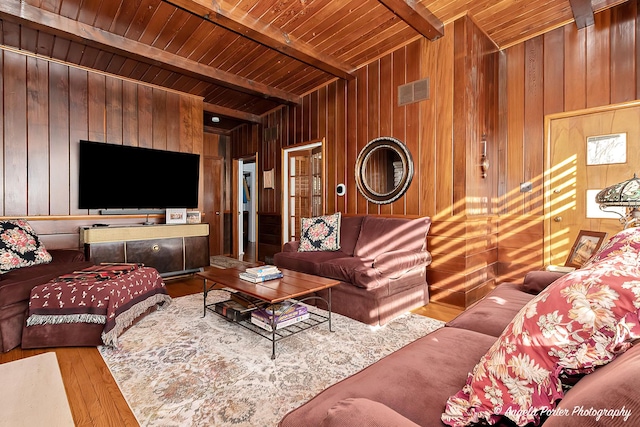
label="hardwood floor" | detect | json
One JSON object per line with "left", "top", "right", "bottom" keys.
{"left": 0, "top": 266, "right": 461, "bottom": 426}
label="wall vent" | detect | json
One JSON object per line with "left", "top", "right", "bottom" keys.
{"left": 263, "top": 126, "right": 278, "bottom": 141}
{"left": 398, "top": 78, "right": 430, "bottom": 106}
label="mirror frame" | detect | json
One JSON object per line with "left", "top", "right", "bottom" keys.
{"left": 355, "top": 136, "right": 414, "bottom": 204}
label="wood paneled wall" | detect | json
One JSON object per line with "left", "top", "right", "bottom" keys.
{"left": 223, "top": 3, "right": 640, "bottom": 306}
{"left": 0, "top": 46, "right": 204, "bottom": 249}
{"left": 497, "top": 0, "right": 640, "bottom": 282}
{"left": 243, "top": 17, "right": 500, "bottom": 307}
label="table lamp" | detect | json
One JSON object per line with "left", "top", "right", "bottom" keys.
{"left": 596, "top": 173, "right": 640, "bottom": 229}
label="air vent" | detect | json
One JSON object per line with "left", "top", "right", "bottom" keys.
{"left": 263, "top": 126, "right": 278, "bottom": 141}
{"left": 398, "top": 78, "right": 430, "bottom": 106}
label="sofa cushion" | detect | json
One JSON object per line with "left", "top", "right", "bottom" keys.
{"left": 273, "top": 250, "right": 348, "bottom": 276}
{"left": 446, "top": 282, "right": 535, "bottom": 337}
{"left": 320, "top": 398, "right": 420, "bottom": 427}
{"left": 373, "top": 250, "right": 432, "bottom": 276}
{"left": 544, "top": 343, "right": 640, "bottom": 426}
{"left": 279, "top": 327, "right": 497, "bottom": 427}
{"left": 442, "top": 255, "right": 640, "bottom": 427}
{"left": 353, "top": 216, "right": 430, "bottom": 260}
{"left": 522, "top": 270, "right": 566, "bottom": 294}
{"left": 299, "top": 213, "right": 341, "bottom": 252}
{"left": 339, "top": 215, "right": 364, "bottom": 256}
{"left": 0, "top": 220, "right": 52, "bottom": 272}
{"left": 318, "top": 257, "right": 371, "bottom": 283}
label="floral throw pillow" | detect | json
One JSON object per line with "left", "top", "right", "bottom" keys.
{"left": 298, "top": 213, "right": 341, "bottom": 252}
{"left": 442, "top": 253, "right": 640, "bottom": 427}
{"left": 583, "top": 226, "right": 640, "bottom": 267}
{"left": 0, "top": 220, "right": 52, "bottom": 272}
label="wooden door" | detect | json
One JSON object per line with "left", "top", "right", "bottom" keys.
{"left": 546, "top": 102, "right": 640, "bottom": 265}
{"left": 203, "top": 156, "right": 224, "bottom": 256}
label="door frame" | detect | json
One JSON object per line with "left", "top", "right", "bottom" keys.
{"left": 281, "top": 139, "right": 325, "bottom": 244}
{"left": 233, "top": 154, "right": 257, "bottom": 258}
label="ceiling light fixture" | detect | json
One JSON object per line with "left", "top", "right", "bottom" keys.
{"left": 211, "top": 116, "right": 220, "bottom": 123}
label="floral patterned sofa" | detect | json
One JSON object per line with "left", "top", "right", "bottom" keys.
{"left": 279, "top": 227, "right": 640, "bottom": 427}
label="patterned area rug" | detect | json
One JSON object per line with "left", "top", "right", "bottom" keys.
{"left": 210, "top": 255, "right": 254, "bottom": 269}
{"left": 99, "top": 291, "right": 444, "bottom": 427}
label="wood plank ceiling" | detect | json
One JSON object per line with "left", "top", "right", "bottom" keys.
{"left": 0, "top": 0, "right": 630, "bottom": 132}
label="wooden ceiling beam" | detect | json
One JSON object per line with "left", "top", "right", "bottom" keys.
{"left": 378, "top": 0, "right": 444, "bottom": 40}
{"left": 569, "top": 0, "right": 595, "bottom": 28}
{"left": 0, "top": 1, "right": 300, "bottom": 105}
{"left": 204, "top": 102, "right": 262, "bottom": 123}
{"left": 164, "top": 0, "right": 355, "bottom": 80}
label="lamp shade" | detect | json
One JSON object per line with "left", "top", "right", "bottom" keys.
{"left": 596, "top": 174, "right": 640, "bottom": 207}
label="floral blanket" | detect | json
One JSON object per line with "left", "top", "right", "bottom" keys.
{"left": 26, "top": 264, "right": 171, "bottom": 346}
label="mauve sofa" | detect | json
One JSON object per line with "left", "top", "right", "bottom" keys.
{"left": 279, "top": 253, "right": 640, "bottom": 426}
{"left": 0, "top": 249, "right": 92, "bottom": 352}
{"left": 274, "top": 215, "right": 432, "bottom": 325}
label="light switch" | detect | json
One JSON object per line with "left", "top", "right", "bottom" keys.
{"left": 520, "top": 182, "right": 532, "bottom": 193}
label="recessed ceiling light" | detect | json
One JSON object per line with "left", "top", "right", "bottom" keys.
{"left": 211, "top": 116, "right": 220, "bottom": 123}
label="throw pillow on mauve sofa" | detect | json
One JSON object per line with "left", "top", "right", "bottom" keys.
{"left": 583, "top": 226, "right": 640, "bottom": 267}
{"left": 0, "top": 220, "right": 52, "bottom": 272}
{"left": 298, "top": 212, "right": 341, "bottom": 252}
{"left": 442, "top": 252, "right": 640, "bottom": 427}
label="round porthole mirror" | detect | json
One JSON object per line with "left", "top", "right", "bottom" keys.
{"left": 355, "top": 137, "right": 414, "bottom": 204}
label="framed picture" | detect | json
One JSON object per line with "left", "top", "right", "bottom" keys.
{"left": 565, "top": 230, "right": 608, "bottom": 268}
{"left": 166, "top": 208, "right": 187, "bottom": 224}
{"left": 186, "top": 210, "right": 201, "bottom": 224}
{"left": 586, "top": 133, "right": 626, "bottom": 165}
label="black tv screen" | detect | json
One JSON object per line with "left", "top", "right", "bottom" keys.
{"left": 79, "top": 140, "right": 200, "bottom": 210}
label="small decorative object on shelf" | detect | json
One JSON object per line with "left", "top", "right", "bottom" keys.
{"left": 545, "top": 265, "right": 575, "bottom": 274}
{"left": 166, "top": 208, "right": 187, "bottom": 224}
{"left": 186, "top": 210, "right": 201, "bottom": 224}
{"left": 239, "top": 265, "right": 283, "bottom": 283}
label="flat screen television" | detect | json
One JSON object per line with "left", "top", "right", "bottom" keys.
{"left": 78, "top": 140, "right": 200, "bottom": 210}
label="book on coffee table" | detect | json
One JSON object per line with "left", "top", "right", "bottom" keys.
{"left": 244, "top": 265, "right": 281, "bottom": 276}
{"left": 239, "top": 271, "right": 283, "bottom": 283}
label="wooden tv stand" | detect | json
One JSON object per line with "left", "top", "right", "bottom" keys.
{"left": 81, "top": 223, "right": 209, "bottom": 277}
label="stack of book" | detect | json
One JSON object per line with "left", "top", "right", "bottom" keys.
{"left": 251, "top": 301, "right": 309, "bottom": 332}
{"left": 213, "top": 299, "right": 254, "bottom": 322}
{"left": 239, "top": 265, "right": 283, "bottom": 283}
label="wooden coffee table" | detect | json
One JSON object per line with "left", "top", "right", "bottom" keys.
{"left": 196, "top": 266, "right": 340, "bottom": 359}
